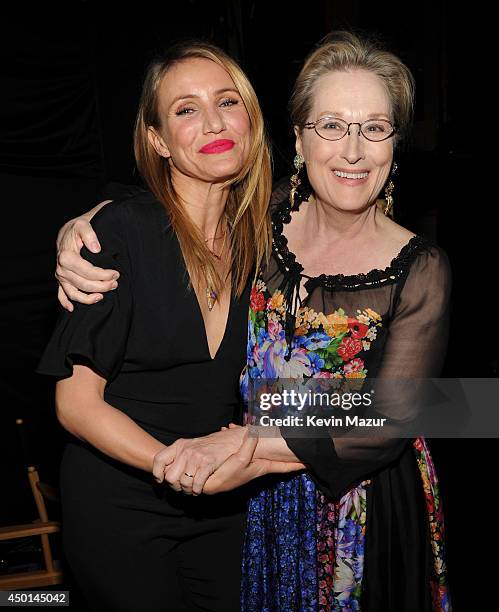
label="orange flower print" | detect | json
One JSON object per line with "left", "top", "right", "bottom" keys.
{"left": 365, "top": 307, "right": 382, "bottom": 321}
{"left": 327, "top": 312, "right": 349, "bottom": 335}
{"left": 294, "top": 325, "right": 309, "bottom": 336}
{"left": 267, "top": 291, "right": 284, "bottom": 311}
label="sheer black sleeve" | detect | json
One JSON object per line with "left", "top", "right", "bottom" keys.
{"left": 36, "top": 200, "right": 133, "bottom": 382}
{"left": 282, "top": 244, "right": 452, "bottom": 499}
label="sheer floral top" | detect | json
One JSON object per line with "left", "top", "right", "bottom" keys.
{"left": 242, "top": 191, "right": 452, "bottom": 499}
{"left": 239, "top": 190, "right": 452, "bottom": 611}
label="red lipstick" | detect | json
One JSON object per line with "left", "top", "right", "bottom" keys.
{"left": 199, "top": 139, "right": 235, "bottom": 154}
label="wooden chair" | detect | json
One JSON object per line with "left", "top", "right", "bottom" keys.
{"left": 0, "top": 419, "right": 63, "bottom": 590}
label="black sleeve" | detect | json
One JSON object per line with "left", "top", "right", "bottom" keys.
{"left": 36, "top": 200, "right": 133, "bottom": 382}
{"left": 98, "top": 181, "right": 146, "bottom": 202}
{"left": 282, "top": 245, "right": 452, "bottom": 499}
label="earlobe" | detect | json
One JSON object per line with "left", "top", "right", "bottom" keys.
{"left": 147, "top": 127, "right": 170, "bottom": 158}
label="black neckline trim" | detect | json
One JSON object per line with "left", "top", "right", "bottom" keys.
{"left": 271, "top": 195, "right": 432, "bottom": 292}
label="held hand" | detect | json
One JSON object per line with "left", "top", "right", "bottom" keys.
{"left": 220, "top": 422, "right": 243, "bottom": 431}
{"left": 56, "top": 200, "right": 119, "bottom": 311}
{"left": 152, "top": 425, "right": 249, "bottom": 496}
{"left": 203, "top": 429, "right": 306, "bottom": 495}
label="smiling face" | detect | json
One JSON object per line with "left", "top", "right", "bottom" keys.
{"left": 296, "top": 68, "right": 394, "bottom": 212}
{"left": 148, "top": 57, "right": 251, "bottom": 185}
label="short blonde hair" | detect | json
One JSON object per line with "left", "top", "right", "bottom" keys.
{"left": 289, "top": 31, "right": 415, "bottom": 144}
{"left": 134, "top": 41, "right": 272, "bottom": 298}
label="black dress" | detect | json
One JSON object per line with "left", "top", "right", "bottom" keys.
{"left": 37, "top": 188, "right": 251, "bottom": 612}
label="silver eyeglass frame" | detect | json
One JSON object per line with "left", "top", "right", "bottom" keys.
{"left": 303, "top": 116, "right": 397, "bottom": 142}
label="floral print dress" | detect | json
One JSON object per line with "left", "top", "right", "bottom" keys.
{"left": 239, "top": 195, "right": 452, "bottom": 611}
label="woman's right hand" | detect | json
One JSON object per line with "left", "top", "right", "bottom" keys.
{"left": 56, "top": 200, "right": 120, "bottom": 311}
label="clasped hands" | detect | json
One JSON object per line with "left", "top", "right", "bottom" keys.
{"left": 152, "top": 423, "right": 304, "bottom": 496}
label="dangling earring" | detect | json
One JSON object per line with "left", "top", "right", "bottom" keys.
{"left": 384, "top": 161, "right": 398, "bottom": 217}
{"left": 289, "top": 154, "right": 304, "bottom": 208}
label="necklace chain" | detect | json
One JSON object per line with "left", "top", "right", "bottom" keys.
{"left": 204, "top": 223, "right": 228, "bottom": 310}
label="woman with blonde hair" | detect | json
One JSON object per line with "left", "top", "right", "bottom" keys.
{"left": 37, "top": 41, "right": 304, "bottom": 611}
{"left": 49, "top": 31, "right": 452, "bottom": 611}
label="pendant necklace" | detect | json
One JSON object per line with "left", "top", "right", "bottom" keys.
{"left": 206, "top": 286, "right": 217, "bottom": 311}
{"left": 205, "top": 230, "right": 226, "bottom": 311}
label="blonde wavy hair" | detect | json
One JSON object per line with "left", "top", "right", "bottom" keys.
{"left": 134, "top": 41, "right": 272, "bottom": 298}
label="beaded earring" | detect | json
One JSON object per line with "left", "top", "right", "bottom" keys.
{"left": 384, "top": 162, "right": 398, "bottom": 217}
{"left": 289, "top": 154, "right": 304, "bottom": 209}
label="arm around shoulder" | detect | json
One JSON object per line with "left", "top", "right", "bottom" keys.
{"left": 38, "top": 200, "right": 135, "bottom": 382}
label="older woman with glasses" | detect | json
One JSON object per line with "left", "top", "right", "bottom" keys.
{"left": 51, "top": 32, "right": 452, "bottom": 611}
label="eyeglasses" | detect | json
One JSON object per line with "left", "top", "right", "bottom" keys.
{"left": 303, "top": 116, "right": 396, "bottom": 142}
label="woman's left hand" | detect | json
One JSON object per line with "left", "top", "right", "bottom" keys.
{"left": 152, "top": 425, "right": 247, "bottom": 495}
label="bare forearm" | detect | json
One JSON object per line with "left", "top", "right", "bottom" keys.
{"left": 253, "top": 426, "right": 302, "bottom": 463}
{"left": 56, "top": 387, "right": 166, "bottom": 472}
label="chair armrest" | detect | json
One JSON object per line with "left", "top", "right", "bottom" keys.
{"left": 0, "top": 521, "right": 60, "bottom": 541}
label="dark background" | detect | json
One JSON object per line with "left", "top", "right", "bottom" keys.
{"left": 0, "top": 1, "right": 494, "bottom": 609}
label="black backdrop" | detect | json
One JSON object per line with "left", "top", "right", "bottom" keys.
{"left": 1, "top": 2, "right": 494, "bottom": 609}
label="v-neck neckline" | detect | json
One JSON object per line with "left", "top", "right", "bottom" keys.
{"left": 157, "top": 199, "right": 234, "bottom": 362}
{"left": 191, "top": 282, "right": 233, "bottom": 361}
{"left": 170, "top": 228, "right": 233, "bottom": 362}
